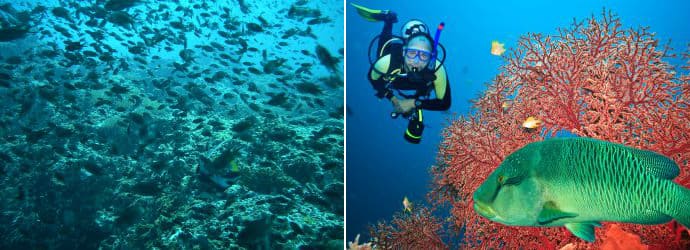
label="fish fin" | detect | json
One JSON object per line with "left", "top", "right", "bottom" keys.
{"left": 672, "top": 186, "right": 690, "bottom": 230}
{"left": 564, "top": 222, "right": 600, "bottom": 242}
{"left": 198, "top": 156, "right": 212, "bottom": 175}
{"left": 537, "top": 201, "right": 578, "bottom": 224}
{"left": 588, "top": 137, "right": 679, "bottom": 179}
{"left": 636, "top": 150, "right": 680, "bottom": 179}
{"left": 209, "top": 174, "right": 232, "bottom": 189}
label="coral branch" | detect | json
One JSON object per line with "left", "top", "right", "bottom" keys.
{"left": 369, "top": 207, "right": 448, "bottom": 250}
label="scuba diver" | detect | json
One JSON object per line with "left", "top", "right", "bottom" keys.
{"left": 352, "top": 3, "right": 451, "bottom": 144}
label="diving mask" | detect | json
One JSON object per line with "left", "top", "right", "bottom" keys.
{"left": 404, "top": 48, "right": 432, "bottom": 62}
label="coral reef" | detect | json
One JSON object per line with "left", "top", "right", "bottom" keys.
{"left": 0, "top": 0, "right": 343, "bottom": 249}
{"left": 369, "top": 207, "right": 447, "bottom": 249}
{"left": 348, "top": 234, "right": 374, "bottom": 250}
{"left": 430, "top": 10, "right": 690, "bottom": 249}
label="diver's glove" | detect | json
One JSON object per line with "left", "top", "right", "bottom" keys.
{"left": 407, "top": 69, "right": 436, "bottom": 84}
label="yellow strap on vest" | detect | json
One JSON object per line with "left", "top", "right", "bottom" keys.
{"left": 379, "top": 38, "right": 403, "bottom": 57}
{"left": 432, "top": 62, "right": 447, "bottom": 99}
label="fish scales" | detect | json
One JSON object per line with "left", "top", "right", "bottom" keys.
{"left": 542, "top": 138, "right": 679, "bottom": 223}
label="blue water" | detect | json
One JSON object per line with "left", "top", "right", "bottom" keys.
{"left": 346, "top": 0, "right": 690, "bottom": 243}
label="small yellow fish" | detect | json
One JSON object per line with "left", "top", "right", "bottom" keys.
{"left": 491, "top": 40, "right": 506, "bottom": 56}
{"left": 228, "top": 159, "right": 241, "bottom": 178}
{"left": 402, "top": 196, "right": 413, "bottom": 213}
{"left": 501, "top": 101, "right": 513, "bottom": 114}
{"left": 501, "top": 100, "right": 513, "bottom": 109}
{"left": 230, "top": 159, "right": 240, "bottom": 173}
{"left": 522, "top": 116, "right": 543, "bottom": 129}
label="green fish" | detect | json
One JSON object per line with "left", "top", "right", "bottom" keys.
{"left": 473, "top": 137, "right": 690, "bottom": 242}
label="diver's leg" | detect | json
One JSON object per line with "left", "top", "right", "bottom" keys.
{"left": 376, "top": 12, "right": 398, "bottom": 56}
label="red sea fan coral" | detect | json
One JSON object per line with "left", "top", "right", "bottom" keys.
{"left": 431, "top": 9, "right": 690, "bottom": 249}
{"left": 368, "top": 207, "right": 448, "bottom": 250}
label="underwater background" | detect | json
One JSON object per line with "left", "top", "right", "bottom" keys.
{"left": 346, "top": 0, "right": 690, "bottom": 247}
{"left": 1, "top": 0, "right": 343, "bottom": 249}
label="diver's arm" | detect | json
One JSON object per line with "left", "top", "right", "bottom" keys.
{"left": 417, "top": 82, "right": 450, "bottom": 110}
{"left": 368, "top": 70, "right": 394, "bottom": 99}
{"left": 368, "top": 55, "right": 394, "bottom": 99}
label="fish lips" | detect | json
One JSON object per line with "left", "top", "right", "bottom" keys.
{"left": 473, "top": 201, "right": 497, "bottom": 219}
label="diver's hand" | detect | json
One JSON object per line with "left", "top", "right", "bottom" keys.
{"left": 391, "top": 97, "right": 416, "bottom": 114}
{"left": 391, "top": 96, "right": 404, "bottom": 113}
{"left": 397, "top": 98, "right": 416, "bottom": 114}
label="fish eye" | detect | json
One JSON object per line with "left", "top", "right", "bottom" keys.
{"left": 497, "top": 175, "right": 505, "bottom": 184}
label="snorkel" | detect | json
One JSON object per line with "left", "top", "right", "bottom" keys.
{"left": 401, "top": 21, "right": 445, "bottom": 76}
{"left": 428, "top": 22, "right": 444, "bottom": 71}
